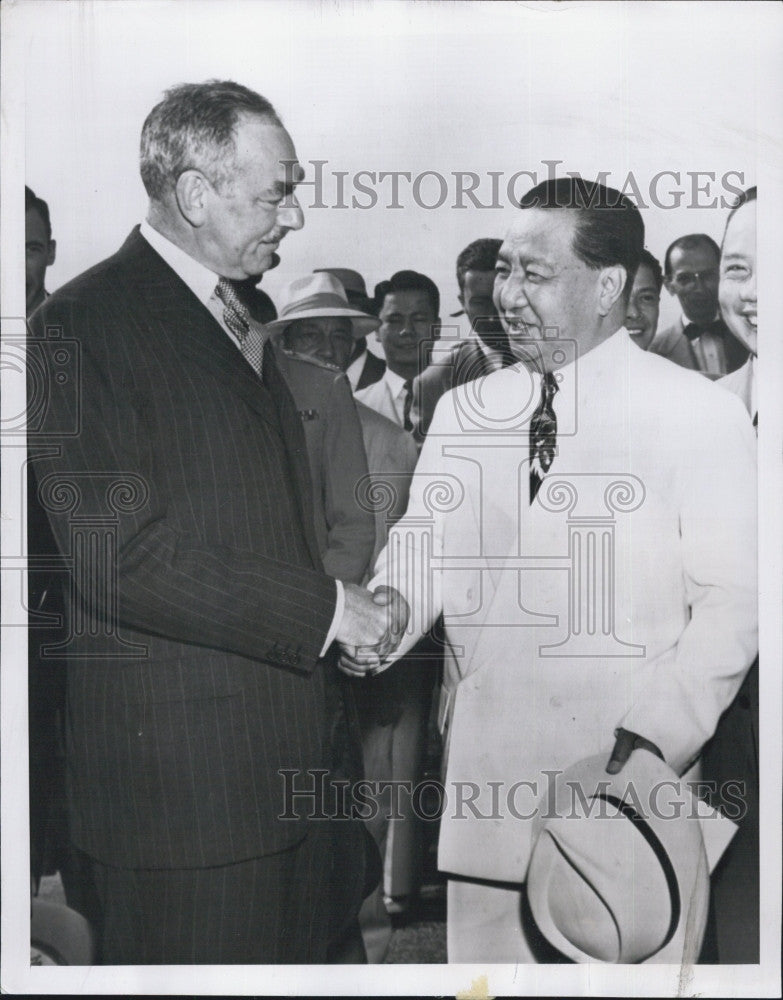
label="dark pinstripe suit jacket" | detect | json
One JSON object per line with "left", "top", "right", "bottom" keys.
{"left": 29, "top": 228, "right": 346, "bottom": 870}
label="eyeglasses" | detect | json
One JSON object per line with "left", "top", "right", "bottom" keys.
{"left": 669, "top": 269, "right": 718, "bottom": 291}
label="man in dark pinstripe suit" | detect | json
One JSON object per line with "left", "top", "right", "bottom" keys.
{"left": 28, "top": 81, "right": 401, "bottom": 964}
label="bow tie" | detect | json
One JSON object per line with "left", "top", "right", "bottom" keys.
{"left": 683, "top": 319, "right": 725, "bottom": 341}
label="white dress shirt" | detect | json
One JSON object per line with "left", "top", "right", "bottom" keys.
{"left": 139, "top": 220, "right": 344, "bottom": 653}
{"left": 355, "top": 366, "right": 412, "bottom": 428}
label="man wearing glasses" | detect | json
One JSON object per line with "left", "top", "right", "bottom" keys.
{"left": 651, "top": 233, "right": 749, "bottom": 377}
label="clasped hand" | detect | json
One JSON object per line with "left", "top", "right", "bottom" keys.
{"left": 336, "top": 583, "right": 409, "bottom": 677}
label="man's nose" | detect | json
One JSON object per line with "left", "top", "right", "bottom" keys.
{"left": 498, "top": 273, "right": 525, "bottom": 311}
{"left": 319, "top": 339, "right": 334, "bottom": 360}
{"left": 277, "top": 194, "right": 304, "bottom": 231}
{"left": 740, "top": 273, "right": 757, "bottom": 302}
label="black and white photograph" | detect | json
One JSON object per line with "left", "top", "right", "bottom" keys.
{"left": 1, "top": 1, "right": 781, "bottom": 995}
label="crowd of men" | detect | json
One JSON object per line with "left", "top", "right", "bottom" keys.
{"left": 25, "top": 80, "right": 758, "bottom": 966}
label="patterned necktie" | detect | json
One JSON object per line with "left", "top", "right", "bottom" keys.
{"left": 402, "top": 380, "right": 414, "bottom": 432}
{"left": 529, "top": 370, "right": 559, "bottom": 504}
{"left": 215, "top": 278, "right": 265, "bottom": 377}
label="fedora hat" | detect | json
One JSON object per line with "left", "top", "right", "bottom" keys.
{"left": 313, "top": 267, "right": 368, "bottom": 300}
{"left": 526, "top": 750, "right": 712, "bottom": 964}
{"left": 264, "top": 272, "right": 379, "bottom": 339}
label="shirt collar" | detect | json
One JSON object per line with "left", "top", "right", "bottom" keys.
{"left": 140, "top": 219, "right": 221, "bottom": 307}
{"left": 383, "top": 366, "right": 409, "bottom": 396}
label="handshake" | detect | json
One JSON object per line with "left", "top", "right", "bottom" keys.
{"left": 335, "top": 583, "right": 410, "bottom": 677}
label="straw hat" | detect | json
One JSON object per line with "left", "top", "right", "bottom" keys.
{"left": 264, "top": 272, "right": 379, "bottom": 339}
{"left": 526, "top": 749, "right": 710, "bottom": 964}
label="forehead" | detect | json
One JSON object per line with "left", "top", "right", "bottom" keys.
{"left": 25, "top": 208, "right": 48, "bottom": 241}
{"left": 233, "top": 117, "right": 302, "bottom": 182}
{"left": 380, "top": 290, "right": 435, "bottom": 316}
{"left": 462, "top": 270, "right": 496, "bottom": 295}
{"left": 632, "top": 265, "right": 660, "bottom": 292}
{"left": 500, "top": 208, "right": 580, "bottom": 264}
{"left": 670, "top": 242, "right": 718, "bottom": 270}
{"left": 723, "top": 201, "right": 756, "bottom": 255}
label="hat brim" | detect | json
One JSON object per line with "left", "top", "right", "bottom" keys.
{"left": 526, "top": 750, "right": 710, "bottom": 964}
{"left": 264, "top": 307, "right": 380, "bottom": 340}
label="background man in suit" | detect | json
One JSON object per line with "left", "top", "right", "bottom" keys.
{"left": 652, "top": 233, "right": 748, "bottom": 376}
{"left": 414, "top": 238, "right": 516, "bottom": 440}
{"left": 350, "top": 178, "right": 757, "bottom": 962}
{"left": 703, "top": 186, "right": 759, "bottom": 963}
{"left": 29, "top": 80, "right": 394, "bottom": 965}
{"left": 266, "top": 272, "right": 380, "bottom": 585}
{"left": 355, "top": 268, "right": 443, "bottom": 921}
{"left": 356, "top": 270, "right": 440, "bottom": 432}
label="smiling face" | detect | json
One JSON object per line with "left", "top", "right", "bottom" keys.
{"left": 719, "top": 200, "right": 757, "bottom": 356}
{"left": 377, "top": 290, "right": 438, "bottom": 379}
{"left": 197, "top": 117, "right": 304, "bottom": 279}
{"left": 493, "top": 208, "right": 609, "bottom": 369}
{"left": 283, "top": 316, "right": 355, "bottom": 369}
{"left": 625, "top": 263, "right": 661, "bottom": 351}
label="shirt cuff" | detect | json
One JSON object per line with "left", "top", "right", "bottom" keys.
{"left": 319, "top": 578, "right": 345, "bottom": 657}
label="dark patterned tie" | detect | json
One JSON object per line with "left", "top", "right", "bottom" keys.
{"left": 402, "top": 380, "right": 414, "bottom": 432}
{"left": 215, "top": 278, "right": 265, "bottom": 377}
{"left": 529, "top": 371, "right": 559, "bottom": 504}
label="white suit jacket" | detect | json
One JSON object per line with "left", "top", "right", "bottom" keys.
{"left": 370, "top": 328, "right": 758, "bottom": 883}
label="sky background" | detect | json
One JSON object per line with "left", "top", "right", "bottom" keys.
{"left": 10, "top": 0, "right": 779, "bottom": 333}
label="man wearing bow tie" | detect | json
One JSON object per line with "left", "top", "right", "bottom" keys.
{"left": 344, "top": 178, "right": 757, "bottom": 962}
{"left": 652, "top": 233, "right": 749, "bottom": 377}
{"left": 28, "top": 80, "right": 392, "bottom": 965}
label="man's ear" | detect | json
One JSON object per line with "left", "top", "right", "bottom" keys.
{"left": 663, "top": 275, "right": 675, "bottom": 297}
{"left": 175, "top": 170, "right": 210, "bottom": 226}
{"left": 597, "top": 266, "right": 626, "bottom": 316}
{"left": 47, "top": 239, "right": 56, "bottom": 267}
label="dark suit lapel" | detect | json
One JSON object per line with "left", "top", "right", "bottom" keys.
{"left": 114, "top": 228, "right": 324, "bottom": 569}
{"left": 114, "top": 228, "right": 282, "bottom": 432}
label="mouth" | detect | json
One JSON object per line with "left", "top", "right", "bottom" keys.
{"left": 260, "top": 228, "right": 286, "bottom": 249}
{"left": 502, "top": 316, "right": 537, "bottom": 338}
{"left": 626, "top": 326, "right": 646, "bottom": 337}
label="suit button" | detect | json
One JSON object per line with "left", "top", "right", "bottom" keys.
{"left": 549, "top": 696, "right": 562, "bottom": 708}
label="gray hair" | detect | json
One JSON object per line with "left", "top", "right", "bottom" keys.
{"left": 140, "top": 80, "right": 281, "bottom": 201}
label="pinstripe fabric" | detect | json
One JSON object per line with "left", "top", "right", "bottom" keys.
{"left": 91, "top": 824, "right": 333, "bottom": 964}
{"left": 29, "top": 228, "right": 347, "bottom": 871}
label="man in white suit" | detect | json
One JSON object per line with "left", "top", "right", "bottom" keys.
{"left": 347, "top": 178, "right": 758, "bottom": 962}
{"left": 702, "top": 185, "right": 759, "bottom": 963}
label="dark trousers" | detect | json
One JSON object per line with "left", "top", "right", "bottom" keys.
{"left": 701, "top": 659, "right": 759, "bottom": 963}
{"left": 88, "top": 827, "right": 333, "bottom": 965}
